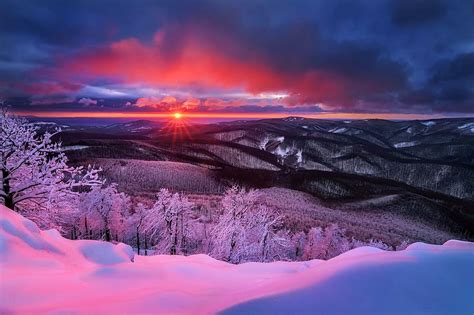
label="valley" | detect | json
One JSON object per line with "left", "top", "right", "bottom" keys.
{"left": 42, "top": 117, "right": 474, "bottom": 250}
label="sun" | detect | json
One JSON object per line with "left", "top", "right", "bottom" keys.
{"left": 173, "top": 112, "right": 182, "bottom": 119}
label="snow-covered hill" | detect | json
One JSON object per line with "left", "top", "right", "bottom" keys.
{"left": 1, "top": 205, "right": 473, "bottom": 314}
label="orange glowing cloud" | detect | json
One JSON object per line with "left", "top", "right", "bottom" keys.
{"left": 203, "top": 98, "right": 246, "bottom": 109}
{"left": 181, "top": 98, "right": 200, "bottom": 110}
{"left": 134, "top": 95, "right": 176, "bottom": 108}
{"left": 60, "top": 28, "right": 355, "bottom": 107}
{"left": 134, "top": 97, "right": 160, "bottom": 108}
{"left": 161, "top": 95, "right": 177, "bottom": 105}
{"left": 134, "top": 95, "right": 202, "bottom": 112}
{"left": 53, "top": 24, "right": 410, "bottom": 112}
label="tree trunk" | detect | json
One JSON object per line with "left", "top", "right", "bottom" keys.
{"left": 261, "top": 232, "right": 269, "bottom": 262}
{"left": 181, "top": 218, "right": 187, "bottom": 255}
{"left": 136, "top": 227, "right": 140, "bottom": 255}
{"left": 105, "top": 228, "right": 111, "bottom": 242}
{"left": 2, "top": 169, "right": 15, "bottom": 210}
{"left": 171, "top": 220, "right": 178, "bottom": 255}
{"left": 166, "top": 219, "right": 174, "bottom": 254}
{"left": 228, "top": 229, "right": 237, "bottom": 262}
{"left": 84, "top": 217, "right": 89, "bottom": 239}
{"left": 144, "top": 233, "right": 148, "bottom": 256}
{"left": 4, "top": 194, "right": 14, "bottom": 210}
{"left": 228, "top": 239, "right": 236, "bottom": 262}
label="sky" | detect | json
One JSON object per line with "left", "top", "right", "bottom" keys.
{"left": 1, "top": 0, "right": 473, "bottom": 119}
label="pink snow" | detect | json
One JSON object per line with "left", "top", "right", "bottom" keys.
{"left": 0, "top": 205, "right": 473, "bottom": 315}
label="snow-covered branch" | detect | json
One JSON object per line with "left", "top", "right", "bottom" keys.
{"left": 0, "top": 109, "right": 104, "bottom": 211}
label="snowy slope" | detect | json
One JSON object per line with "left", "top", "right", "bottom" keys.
{"left": 1, "top": 205, "right": 473, "bottom": 315}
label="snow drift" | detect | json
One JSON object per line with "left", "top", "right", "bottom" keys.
{"left": 0, "top": 205, "right": 473, "bottom": 315}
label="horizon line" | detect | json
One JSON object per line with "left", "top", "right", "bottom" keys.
{"left": 10, "top": 110, "right": 474, "bottom": 121}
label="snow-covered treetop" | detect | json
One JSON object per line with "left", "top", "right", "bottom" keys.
{"left": 0, "top": 109, "right": 103, "bottom": 211}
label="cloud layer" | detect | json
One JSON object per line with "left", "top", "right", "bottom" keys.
{"left": 1, "top": 0, "right": 473, "bottom": 115}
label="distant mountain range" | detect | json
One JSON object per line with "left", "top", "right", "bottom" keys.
{"left": 34, "top": 117, "right": 474, "bottom": 240}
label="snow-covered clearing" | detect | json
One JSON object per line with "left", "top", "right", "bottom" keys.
{"left": 1, "top": 205, "right": 473, "bottom": 315}
{"left": 457, "top": 122, "right": 474, "bottom": 129}
{"left": 342, "top": 194, "right": 400, "bottom": 207}
{"left": 421, "top": 121, "right": 436, "bottom": 126}
{"left": 458, "top": 122, "right": 474, "bottom": 132}
{"left": 394, "top": 141, "right": 417, "bottom": 148}
{"left": 60, "top": 145, "right": 90, "bottom": 151}
{"left": 328, "top": 127, "right": 347, "bottom": 133}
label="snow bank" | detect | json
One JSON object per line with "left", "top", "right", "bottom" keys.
{"left": 1, "top": 205, "right": 473, "bottom": 315}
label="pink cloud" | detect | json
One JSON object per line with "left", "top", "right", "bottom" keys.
{"left": 60, "top": 28, "right": 351, "bottom": 108}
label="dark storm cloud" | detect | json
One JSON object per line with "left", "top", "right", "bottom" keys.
{"left": 391, "top": 0, "right": 445, "bottom": 26}
{"left": 420, "top": 52, "right": 474, "bottom": 113}
{"left": 431, "top": 52, "right": 474, "bottom": 83}
{"left": 0, "top": 0, "right": 473, "bottom": 114}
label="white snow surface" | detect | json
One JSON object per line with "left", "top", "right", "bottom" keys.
{"left": 295, "top": 149, "right": 303, "bottom": 164}
{"left": 60, "top": 145, "right": 90, "bottom": 151}
{"left": 457, "top": 122, "right": 474, "bottom": 129}
{"left": 1, "top": 205, "right": 473, "bottom": 315}
{"left": 458, "top": 122, "right": 474, "bottom": 132}
{"left": 394, "top": 141, "right": 417, "bottom": 148}
{"left": 421, "top": 121, "right": 436, "bottom": 126}
{"left": 328, "top": 127, "right": 347, "bottom": 134}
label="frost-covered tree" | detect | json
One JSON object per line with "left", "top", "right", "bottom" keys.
{"left": 211, "top": 186, "right": 289, "bottom": 263}
{"left": 211, "top": 186, "right": 256, "bottom": 262}
{"left": 21, "top": 190, "right": 81, "bottom": 235}
{"left": 302, "top": 227, "right": 323, "bottom": 260}
{"left": 251, "top": 209, "right": 291, "bottom": 262}
{"left": 302, "top": 224, "right": 352, "bottom": 260}
{"left": 0, "top": 110, "right": 102, "bottom": 211}
{"left": 292, "top": 231, "right": 307, "bottom": 259}
{"left": 79, "top": 184, "right": 130, "bottom": 242}
{"left": 144, "top": 188, "right": 194, "bottom": 255}
{"left": 131, "top": 203, "right": 149, "bottom": 255}
{"left": 300, "top": 224, "right": 394, "bottom": 260}
{"left": 143, "top": 188, "right": 171, "bottom": 247}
